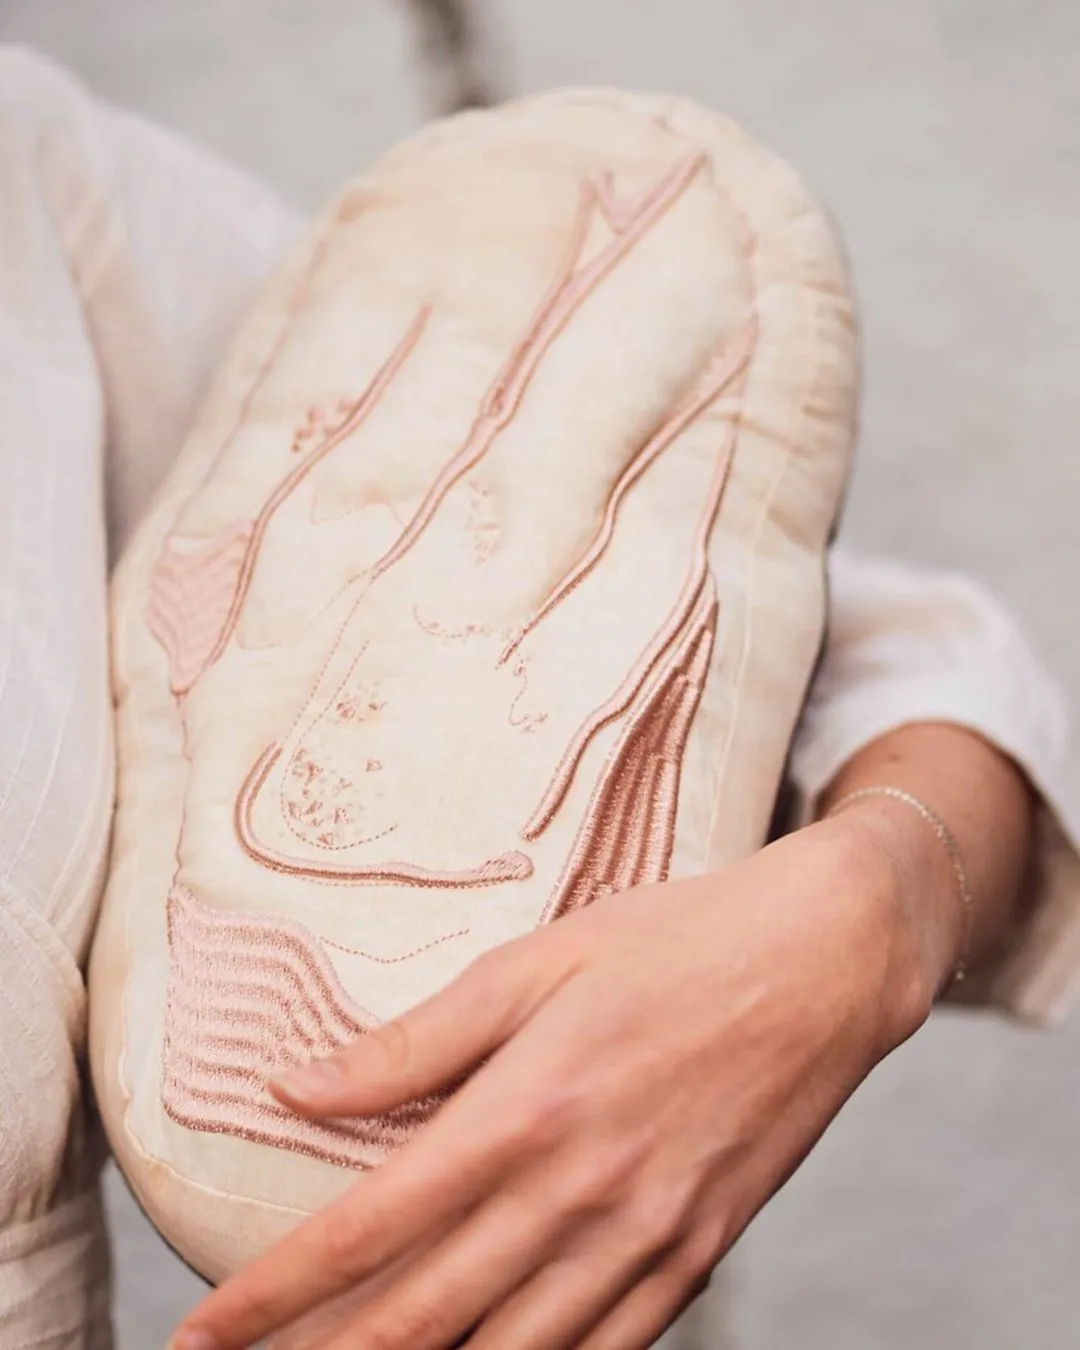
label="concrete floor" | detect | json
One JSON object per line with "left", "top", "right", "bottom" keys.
{"left": 2, "top": 2, "right": 1077, "bottom": 1346}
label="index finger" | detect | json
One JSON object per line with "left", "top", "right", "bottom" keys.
{"left": 169, "top": 1097, "right": 484, "bottom": 1350}
{"left": 165, "top": 959, "right": 560, "bottom": 1350}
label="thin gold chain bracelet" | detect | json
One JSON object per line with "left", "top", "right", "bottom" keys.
{"left": 827, "top": 785, "right": 974, "bottom": 988}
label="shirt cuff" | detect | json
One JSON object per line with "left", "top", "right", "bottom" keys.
{"left": 789, "top": 671, "right": 1080, "bottom": 1026}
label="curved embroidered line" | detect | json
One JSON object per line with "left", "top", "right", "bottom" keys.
{"left": 166, "top": 1067, "right": 436, "bottom": 1131}
{"left": 281, "top": 808, "right": 398, "bottom": 854}
{"left": 147, "top": 524, "right": 255, "bottom": 695}
{"left": 201, "top": 305, "right": 432, "bottom": 671}
{"left": 411, "top": 606, "right": 493, "bottom": 641}
{"left": 148, "top": 306, "right": 430, "bottom": 697}
{"left": 613, "top": 614, "right": 716, "bottom": 892}
{"left": 232, "top": 506, "right": 398, "bottom": 654}
{"left": 227, "top": 158, "right": 704, "bottom": 888}
{"left": 169, "top": 953, "right": 361, "bottom": 1026}
{"left": 170, "top": 981, "right": 353, "bottom": 1056}
{"left": 562, "top": 708, "right": 660, "bottom": 910}
{"left": 162, "top": 1087, "right": 424, "bottom": 1168}
{"left": 169, "top": 893, "right": 369, "bottom": 1031}
{"left": 163, "top": 884, "right": 442, "bottom": 1165}
{"left": 522, "top": 347, "right": 749, "bottom": 844}
{"left": 291, "top": 393, "right": 379, "bottom": 456}
{"left": 595, "top": 165, "right": 689, "bottom": 235}
{"left": 236, "top": 744, "right": 534, "bottom": 886}
{"left": 575, "top": 641, "right": 699, "bottom": 901}
{"left": 164, "top": 1073, "right": 427, "bottom": 1166}
{"left": 284, "top": 638, "right": 372, "bottom": 756}
{"left": 274, "top": 642, "right": 399, "bottom": 852}
{"left": 542, "top": 590, "right": 717, "bottom": 921}
{"left": 322, "top": 927, "right": 471, "bottom": 964}
{"left": 499, "top": 320, "right": 756, "bottom": 667}
{"left": 221, "top": 154, "right": 706, "bottom": 869}
{"left": 507, "top": 658, "right": 547, "bottom": 733}
{"left": 359, "top": 153, "right": 706, "bottom": 590}
{"left": 165, "top": 894, "right": 372, "bottom": 1057}
{"left": 148, "top": 229, "right": 339, "bottom": 692}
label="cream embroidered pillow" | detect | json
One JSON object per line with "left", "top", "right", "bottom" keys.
{"left": 90, "top": 87, "right": 856, "bottom": 1283}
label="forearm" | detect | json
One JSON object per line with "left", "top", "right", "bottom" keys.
{"left": 817, "top": 721, "right": 1035, "bottom": 1006}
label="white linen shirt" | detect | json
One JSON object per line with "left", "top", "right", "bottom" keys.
{"left": 0, "top": 45, "right": 1075, "bottom": 1350}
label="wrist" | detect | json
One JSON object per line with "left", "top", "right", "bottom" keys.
{"left": 812, "top": 798, "right": 964, "bottom": 1046}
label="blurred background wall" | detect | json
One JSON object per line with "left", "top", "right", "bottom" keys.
{"left": 1, "top": 2, "right": 1076, "bottom": 1346}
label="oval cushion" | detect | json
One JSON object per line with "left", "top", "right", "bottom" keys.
{"left": 89, "top": 86, "right": 857, "bottom": 1283}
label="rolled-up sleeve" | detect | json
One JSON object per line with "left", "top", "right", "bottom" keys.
{"left": 790, "top": 545, "right": 1080, "bottom": 1026}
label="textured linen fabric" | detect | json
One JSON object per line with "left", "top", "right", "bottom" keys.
{"left": 791, "top": 551, "right": 1080, "bottom": 1025}
{"left": 0, "top": 44, "right": 1074, "bottom": 1350}
{"left": 0, "top": 45, "right": 297, "bottom": 1350}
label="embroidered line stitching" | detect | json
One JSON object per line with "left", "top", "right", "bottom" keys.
{"left": 232, "top": 152, "right": 708, "bottom": 882}
{"left": 522, "top": 326, "right": 755, "bottom": 843}
{"left": 154, "top": 147, "right": 757, "bottom": 1173}
{"left": 162, "top": 883, "right": 443, "bottom": 1168}
{"left": 236, "top": 743, "right": 535, "bottom": 886}
{"left": 148, "top": 305, "right": 432, "bottom": 696}
{"left": 542, "top": 586, "right": 717, "bottom": 921}
{"left": 147, "top": 524, "right": 255, "bottom": 696}
{"left": 499, "top": 321, "right": 755, "bottom": 668}
{"left": 321, "top": 927, "right": 471, "bottom": 964}
{"left": 355, "top": 152, "right": 706, "bottom": 590}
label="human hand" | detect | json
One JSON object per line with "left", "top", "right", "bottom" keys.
{"left": 169, "top": 808, "right": 948, "bottom": 1350}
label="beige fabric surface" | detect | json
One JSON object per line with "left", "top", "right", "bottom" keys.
{"left": 91, "top": 84, "right": 858, "bottom": 1283}
{"left": 0, "top": 45, "right": 1074, "bottom": 1350}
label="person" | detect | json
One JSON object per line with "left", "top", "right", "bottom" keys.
{"left": 0, "top": 46, "right": 1075, "bottom": 1350}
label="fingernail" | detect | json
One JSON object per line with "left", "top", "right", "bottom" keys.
{"left": 168, "top": 1330, "right": 219, "bottom": 1350}
{"left": 272, "top": 1057, "right": 343, "bottom": 1102}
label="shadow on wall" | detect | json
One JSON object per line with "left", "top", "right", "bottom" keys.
{"left": 404, "top": 0, "right": 500, "bottom": 112}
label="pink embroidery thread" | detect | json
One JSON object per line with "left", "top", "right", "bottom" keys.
{"left": 277, "top": 650, "right": 397, "bottom": 852}
{"left": 153, "top": 150, "right": 758, "bottom": 1173}
{"left": 507, "top": 657, "right": 548, "bottom": 734}
{"left": 499, "top": 320, "right": 756, "bottom": 668}
{"left": 232, "top": 154, "right": 707, "bottom": 883}
{"left": 542, "top": 586, "right": 717, "bottom": 921}
{"left": 236, "top": 743, "right": 535, "bottom": 886}
{"left": 162, "top": 884, "right": 441, "bottom": 1168}
{"left": 465, "top": 478, "right": 501, "bottom": 564}
{"left": 412, "top": 606, "right": 493, "bottom": 641}
{"left": 279, "top": 741, "right": 399, "bottom": 852}
{"left": 147, "top": 523, "right": 254, "bottom": 696}
{"left": 595, "top": 165, "right": 686, "bottom": 235}
{"left": 521, "top": 333, "right": 753, "bottom": 844}
{"left": 356, "top": 153, "right": 706, "bottom": 589}
{"left": 322, "top": 927, "right": 471, "bottom": 964}
{"left": 147, "top": 305, "right": 431, "bottom": 695}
